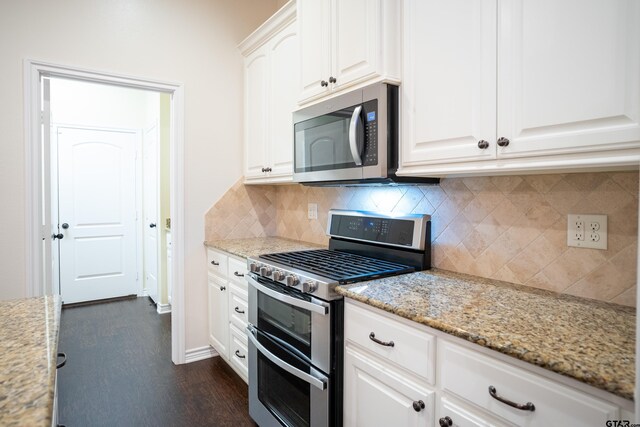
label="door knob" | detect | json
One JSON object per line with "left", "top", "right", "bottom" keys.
{"left": 61, "top": 223, "right": 69, "bottom": 229}
{"left": 149, "top": 223, "right": 157, "bottom": 228}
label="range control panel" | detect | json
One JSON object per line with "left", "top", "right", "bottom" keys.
{"left": 327, "top": 210, "right": 430, "bottom": 250}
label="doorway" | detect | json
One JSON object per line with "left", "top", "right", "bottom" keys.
{"left": 25, "top": 60, "right": 186, "bottom": 364}
{"left": 48, "top": 78, "right": 172, "bottom": 309}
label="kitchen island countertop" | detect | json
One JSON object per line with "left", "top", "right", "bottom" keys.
{"left": 0, "top": 295, "right": 62, "bottom": 426}
{"left": 204, "top": 237, "right": 325, "bottom": 259}
{"left": 336, "top": 269, "right": 635, "bottom": 401}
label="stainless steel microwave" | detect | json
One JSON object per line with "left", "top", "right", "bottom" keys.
{"left": 292, "top": 83, "right": 437, "bottom": 186}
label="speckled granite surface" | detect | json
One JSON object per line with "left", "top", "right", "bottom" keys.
{"left": 0, "top": 295, "right": 62, "bottom": 426}
{"left": 204, "top": 237, "right": 324, "bottom": 259}
{"left": 336, "top": 269, "right": 635, "bottom": 400}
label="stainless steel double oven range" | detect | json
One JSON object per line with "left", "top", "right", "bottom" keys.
{"left": 246, "top": 209, "right": 432, "bottom": 427}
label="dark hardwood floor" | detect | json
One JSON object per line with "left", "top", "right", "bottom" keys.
{"left": 58, "top": 297, "right": 255, "bottom": 427}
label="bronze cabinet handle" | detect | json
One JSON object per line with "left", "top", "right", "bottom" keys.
{"left": 497, "top": 137, "right": 510, "bottom": 147}
{"left": 439, "top": 416, "right": 452, "bottom": 426}
{"left": 234, "top": 306, "right": 245, "bottom": 314}
{"left": 477, "top": 139, "right": 489, "bottom": 149}
{"left": 233, "top": 271, "right": 245, "bottom": 277}
{"left": 412, "top": 400, "right": 425, "bottom": 412}
{"left": 369, "top": 332, "right": 394, "bottom": 347}
{"left": 210, "top": 260, "right": 219, "bottom": 266}
{"left": 219, "top": 285, "right": 226, "bottom": 291}
{"left": 234, "top": 350, "right": 245, "bottom": 359}
{"left": 488, "top": 385, "right": 535, "bottom": 411}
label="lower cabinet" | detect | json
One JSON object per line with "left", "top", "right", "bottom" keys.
{"left": 206, "top": 247, "right": 249, "bottom": 383}
{"left": 344, "top": 344, "right": 435, "bottom": 427}
{"left": 343, "top": 299, "right": 630, "bottom": 427}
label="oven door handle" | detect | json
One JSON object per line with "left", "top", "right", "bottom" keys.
{"left": 247, "top": 325, "right": 328, "bottom": 391}
{"left": 349, "top": 105, "right": 363, "bottom": 166}
{"left": 247, "top": 276, "right": 328, "bottom": 315}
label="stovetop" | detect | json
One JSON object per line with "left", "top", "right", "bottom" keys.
{"left": 259, "top": 249, "right": 414, "bottom": 283}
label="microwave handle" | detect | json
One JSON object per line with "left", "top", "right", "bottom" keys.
{"left": 247, "top": 325, "right": 328, "bottom": 391}
{"left": 349, "top": 105, "right": 363, "bottom": 166}
{"left": 247, "top": 275, "right": 328, "bottom": 315}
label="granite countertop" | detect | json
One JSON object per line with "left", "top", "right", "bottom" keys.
{"left": 336, "top": 269, "right": 636, "bottom": 401}
{"left": 0, "top": 295, "right": 62, "bottom": 426}
{"left": 204, "top": 237, "right": 325, "bottom": 259}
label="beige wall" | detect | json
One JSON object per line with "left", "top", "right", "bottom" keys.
{"left": 206, "top": 172, "right": 638, "bottom": 307}
{"left": 0, "top": 0, "right": 279, "bottom": 351}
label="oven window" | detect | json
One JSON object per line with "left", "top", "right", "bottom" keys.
{"left": 294, "top": 107, "right": 358, "bottom": 173}
{"left": 258, "top": 351, "right": 310, "bottom": 427}
{"left": 258, "top": 286, "right": 312, "bottom": 359}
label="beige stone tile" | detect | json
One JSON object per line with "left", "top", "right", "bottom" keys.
{"left": 462, "top": 221, "right": 506, "bottom": 257}
{"left": 563, "top": 172, "right": 610, "bottom": 192}
{"left": 541, "top": 247, "right": 607, "bottom": 289}
{"left": 584, "top": 179, "right": 632, "bottom": 215}
{"left": 483, "top": 231, "right": 522, "bottom": 267}
{"left": 419, "top": 185, "right": 447, "bottom": 209}
{"left": 462, "top": 189, "right": 506, "bottom": 224}
{"left": 564, "top": 259, "right": 634, "bottom": 302}
{"left": 603, "top": 198, "right": 638, "bottom": 258}
{"left": 440, "top": 178, "right": 474, "bottom": 210}
{"left": 506, "top": 235, "right": 565, "bottom": 283}
{"left": 412, "top": 197, "right": 436, "bottom": 215}
{"left": 525, "top": 271, "right": 567, "bottom": 293}
{"left": 610, "top": 172, "right": 639, "bottom": 197}
{"left": 490, "top": 175, "right": 524, "bottom": 194}
{"left": 490, "top": 199, "right": 524, "bottom": 228}
{"left": 507, "top": 181, "right": 546, "bottom": 213}
{"left": 610, "top": 286, "right": 636, "bottom": 307}
{"left": 370, "top": 187, "right": 404, "bottom": 212}
{"left": 543, "top": 179, "right": 582, "bottom": 215}
{"left": 491, "top": 265, "right": 522, "bottom": 284}
{"left": 393, "top": 187, "right": 425, "bottom": 214}
{"left": 461, "top": 176, "right": 496, "bottom": 194}
{"left": 445, "top": 243, "right": 476, "bottom": 272}
{"left": 523, "top": 174, "right": 565, "bottom": 194}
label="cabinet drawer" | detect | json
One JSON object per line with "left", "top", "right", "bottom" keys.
{"left": 207, "top": 249, "right": 227, "bottom": 277}
{"left": 345, "top": 301, "right": 436, "bottom": 384}
{"left": 229, "top": 324, "right": 248, "bottom": 382}
{"left": 228, "top": 283, "right": 248, "bottom": 331}
{"left": 228, "top": 257, "right": 248, "bottom": 286}
{"left": 440, "top": 341, "right": 618, "bottom": 427}
{"left": 438, "top": 396, "right": 509, "bottom": 427}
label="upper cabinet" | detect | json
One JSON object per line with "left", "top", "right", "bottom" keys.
{"left": 297, "top": 0, "right": 401, "bottom": 105}
{"left": 399, "top": 0, "right": 640, "bottom": 177}
{"left": 240, "top": 1, "right": 298, "bottom": 184}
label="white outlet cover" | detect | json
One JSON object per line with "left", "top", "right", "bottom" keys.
{"left": 567, "top": 214, "right": 607, "bottom": 250}
{"left": 307, "top": 203, "right": 318, "bottom": 220}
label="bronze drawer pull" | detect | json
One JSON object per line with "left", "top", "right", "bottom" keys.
{"left": 234, "top": 306, "right": 245, "bottom": 314}
{"left": 233, "top": 271, "right": 244, "bottom": 277}
{"left": 488, "top": 385, "right": 535, "bottom": 411}
{"left": 369, "top": 332, "right": 394, "bottom": 347}
{"left": 210, "top": 260, "right": 219, "bottom": 266}
{"left": 235, "top": 350, "right": 245, "bottom": 359}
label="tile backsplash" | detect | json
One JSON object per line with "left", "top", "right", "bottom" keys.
{"left": 205, "top": 172, "right": 638, "bottom": 307}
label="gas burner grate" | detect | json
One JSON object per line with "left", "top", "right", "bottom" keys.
{"left": 259, "top": 249, "right": 414, "bottom": 284}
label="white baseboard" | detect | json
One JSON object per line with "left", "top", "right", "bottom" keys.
{"left": 156, "top": 303, "right": 171, "bottom": 314}
{"left": 185, "top": 346, "right": 218, "bottom": 363}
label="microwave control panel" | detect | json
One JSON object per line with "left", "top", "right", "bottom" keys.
{"left": 362, "top": 99, "right": 378, "bottom": 166}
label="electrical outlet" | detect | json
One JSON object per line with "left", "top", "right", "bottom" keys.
{"left": 307, "top": 203, "right": 318, "bottom": 220}
{"left": 567, "top": 214, "right": 607, "bottom": 250}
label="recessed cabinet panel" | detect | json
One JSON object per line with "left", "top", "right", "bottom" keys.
{"left": 244, "top": 51, "right": 269, "bottom": 179}
{"left": 298, "top": 0, "right": 330, "bottom": 102}
{"left": 401, "top": 0, "right": 497, "bottom": 167}
{"left": 269, "top": 21, "right": 298, "bottom": 177}
{"left": 331, "top": 0, "right": 380, "bottom": 90}
{"left": 498, "top": 0, "right": 640, "bottom": 159}
{"left": 344, "top": 345, "right": 435, "bottom": 427}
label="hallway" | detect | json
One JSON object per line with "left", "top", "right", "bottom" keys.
{"left": 58, "top": 298, "right": 255, "bottom": 426}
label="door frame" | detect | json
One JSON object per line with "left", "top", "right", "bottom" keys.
{"left": 24, "top": 59, "right": 187, "bottom": 364}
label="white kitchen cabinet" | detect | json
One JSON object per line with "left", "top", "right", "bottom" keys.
{"left": 399, "top": 0, "right": 640, "bottom": 177}
{"left": 240, "top": 1, "right": 297, "bottom": 183}
{"left": 343, "top": 299, "right": 631, "bottom": 427}
{"left": 344, "top": 344, "right": 435, "bottom": 427}
{"left": 297, "top": 0, "right": 400, "bottom": 104}
{"left": 207, "top": 272, "right": 229, "bottom": 358}
{"left": 206, "top": 247, "right": 249, "bottom": 383}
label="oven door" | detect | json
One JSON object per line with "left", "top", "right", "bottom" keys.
{"left": 247, "top": 274, "right": 332, "bottom": 373}
{"left": 247, "top": 324, "right": 330, "bottom": 427}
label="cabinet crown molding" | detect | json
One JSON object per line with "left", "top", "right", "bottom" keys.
{"left": 238, "top": 0, "right": 296, "bottom": 55}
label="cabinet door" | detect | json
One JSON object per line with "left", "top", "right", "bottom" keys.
{"left": 401, "top": 0, "right": 497, "bottom": 169}
{"left": 438, "top": 397, "right": 508, "bottom": 427}
{"left": 330, "top": 0, "right": 380, "bottom": 90}
{"left": 268, "top": 20, "right": 297, "bottom": 177}
{"left": 497, "top": 0, "right": 640, "bottom": 159}
{"left": 244, "top": 48, "right": 269, "bottom": 179}
{"left": 298, "top": 0, "right": 331, "bottom": 102}
{"left": 344, "top": 345, "right": 434, "bottom": 427}
{"left": 208, "top": 274, "right": 229, "bottom": 358}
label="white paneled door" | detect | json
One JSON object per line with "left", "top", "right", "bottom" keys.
{"left": 57, "top": 127, "right": 138, "bottom": 304}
